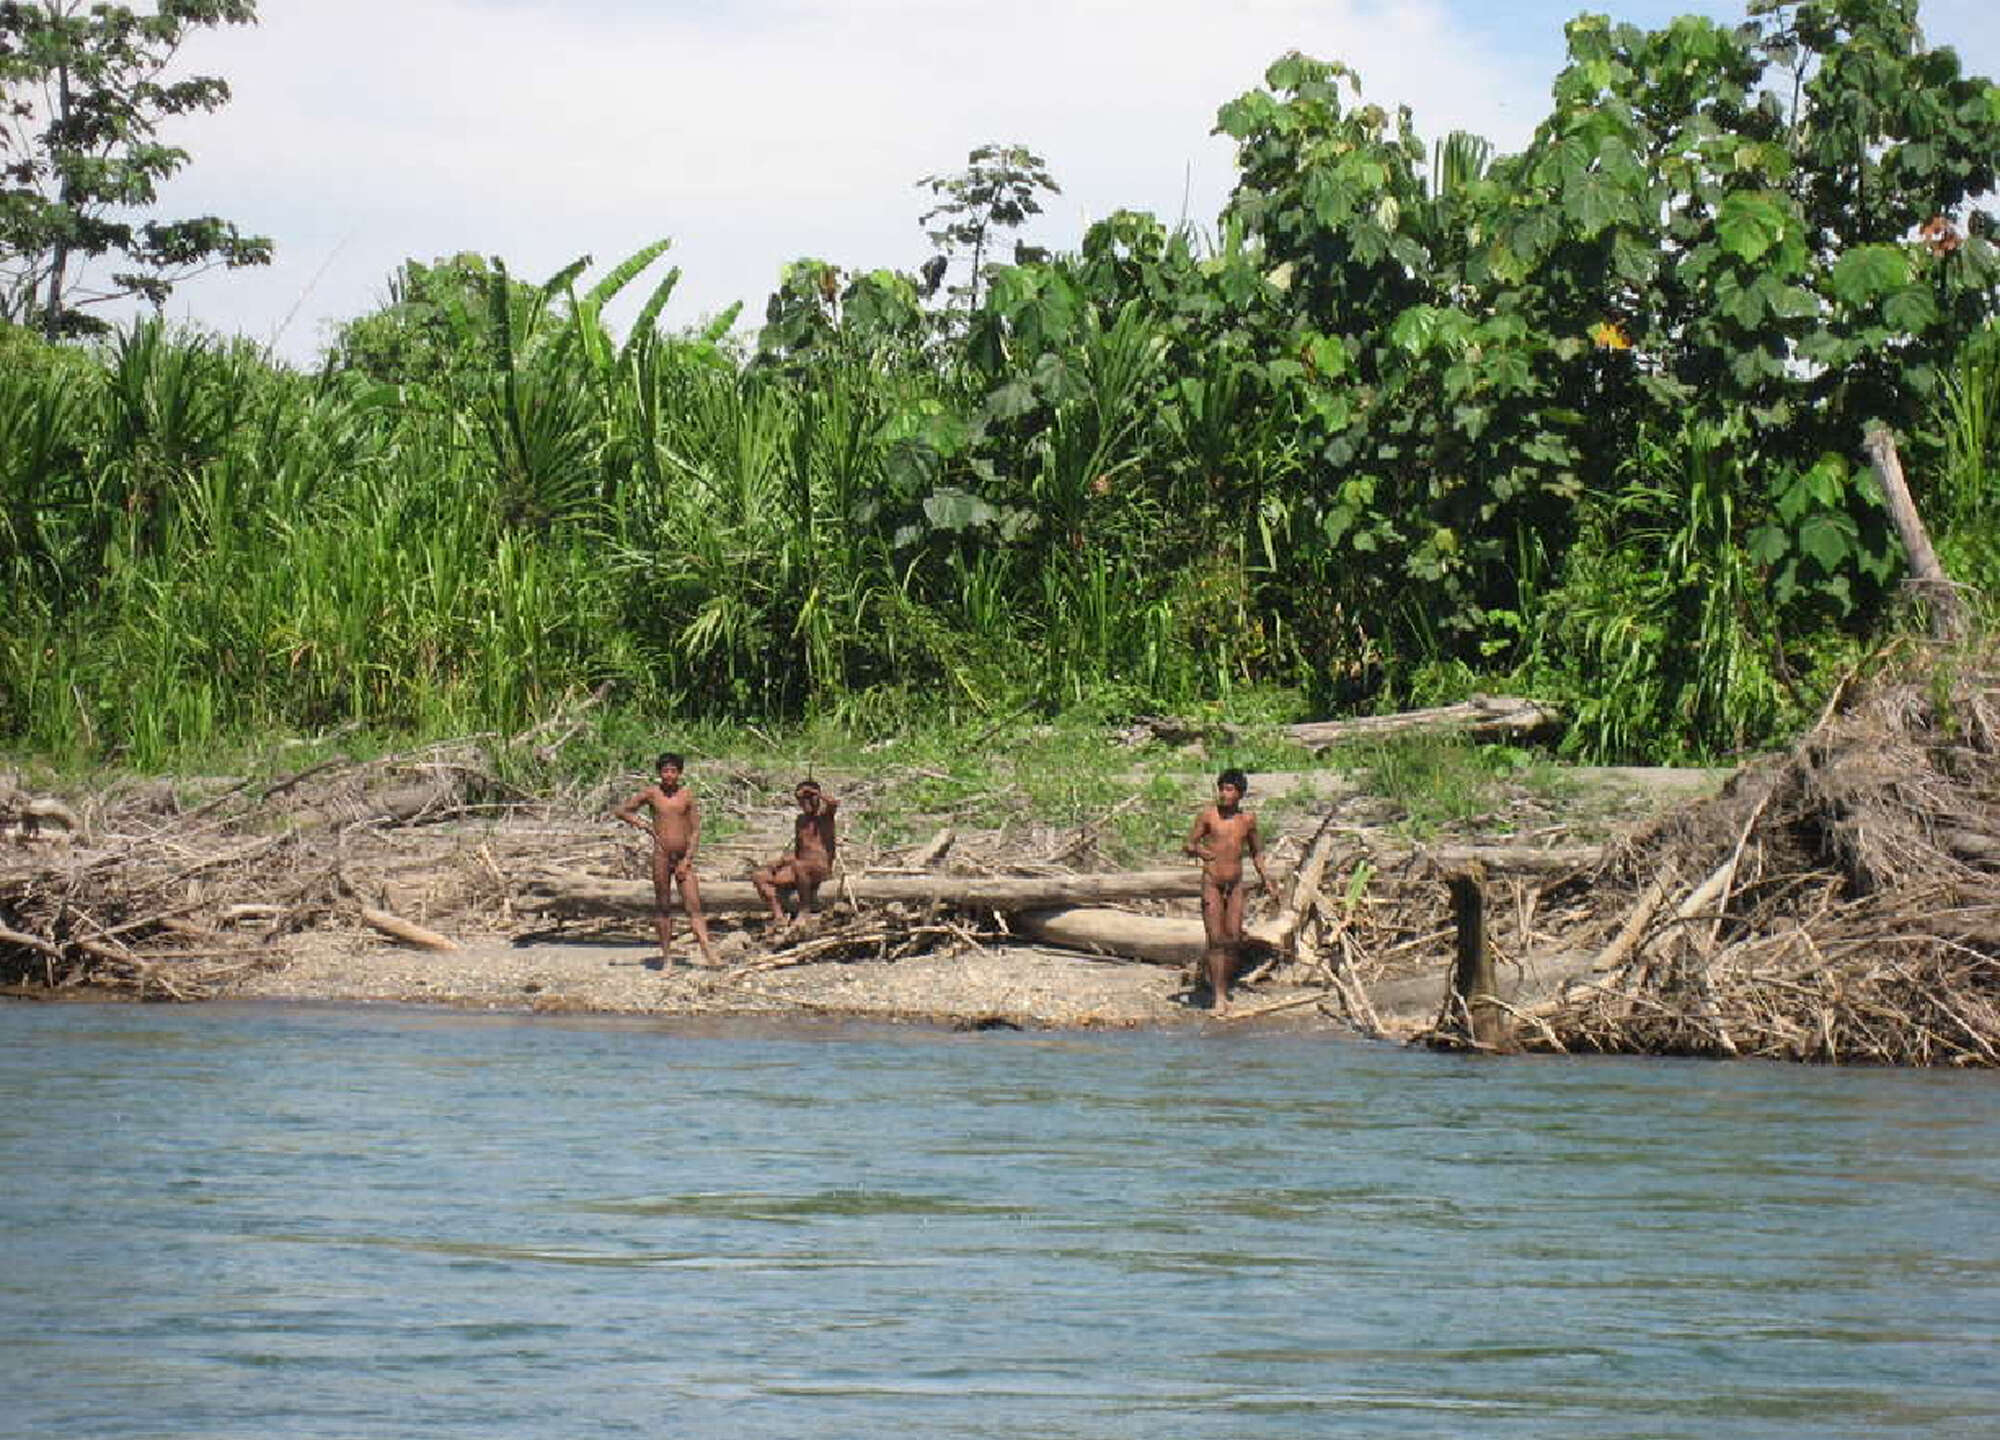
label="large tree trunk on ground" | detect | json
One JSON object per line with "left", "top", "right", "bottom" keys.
{"left": 1011, "top": 908, "right": 1287, "bottom": 967}
{"left": 1284, "top": 695, "right": 1560, "bottom": 750}
{"left": 520, "top": 867, "right": 1207, "bottom": 918}
{"left": 1126, "top": 696, "right": 1560, "bottom": 750}
{"left": 521, "top": 844, "right": 1600, "bottom": 926}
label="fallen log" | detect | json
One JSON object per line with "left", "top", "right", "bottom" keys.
{"left": 1380, "top": 842, "right": 1603, "bottom": 877}
{"left": 519, "top": 867, "right": 1207, "bottom": 918}
{"left": 1123, "top": 695, "right": 1560, "bottom": 750}
{"left": 522, "top": 843, "right": 1597, "bottom": 923}
{"left": 358, "top": 906, "right": 460, "bottom": 952}
{"left": 1285, "top": 695, "right": 1561, "bottom": 750}
{"left": 1012, "top": 907, "right": 1287, "bottom": 967}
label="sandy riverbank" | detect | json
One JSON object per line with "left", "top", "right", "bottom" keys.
{"left": 6, "top": 757, "right": 1716, "bottom": 1035}
{"left": 217, "top": 927, "right": 1370, "bottom": 1031}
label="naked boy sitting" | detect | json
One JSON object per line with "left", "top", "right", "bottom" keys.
{"left": 751, "top": 779, "right": 839, "bottom": 928}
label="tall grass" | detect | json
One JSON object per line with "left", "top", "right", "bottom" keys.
{"left": 1931, "top": 321, "right": 2000, "bottom": 601}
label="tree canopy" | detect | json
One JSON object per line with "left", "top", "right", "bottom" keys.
{"left": 0, "top": 0, "right": 271, "bottom": 336}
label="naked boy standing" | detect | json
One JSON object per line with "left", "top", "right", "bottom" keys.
{"left": 614, "top": 752, "right": 718, "bottom": 968}
{"left": 1184, "top": 767, "right": 1272, "bottom": 1016}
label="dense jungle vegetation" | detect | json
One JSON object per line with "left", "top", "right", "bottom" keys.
{"left": 3, "top": 0, "right": 1998, "bottom": 770}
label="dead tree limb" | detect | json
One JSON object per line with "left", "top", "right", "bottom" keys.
{"left": 358, "top": 906, "right": 460, "bottom": 952}
{"left": 1863, "top": 426, "right": 1966, "bottom": 640}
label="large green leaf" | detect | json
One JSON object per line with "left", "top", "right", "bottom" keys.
{"left": 1882, "top": 286, "right": 1939, "bottom": 333}
{"left": 1829, "top": 245, "right": 1911, "bottom": 305}
{"left": 1714, "top": 190, "right": 1789, "bottom": 263}
{"left": 1563, "top": 168, "right": 1626, "bottom": 236}
{"left": 584, "top": 238, "right": 674, "bottom": 309}
{"left": 922, "top": 486, "right": 999, "bottom": 533}
{"left": 1797, "top": 513, "right": 1855, "bottom": 573}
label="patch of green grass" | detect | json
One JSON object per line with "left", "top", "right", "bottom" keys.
{"left": 1329, "top": 736, "right": 1565, "bottom": 838}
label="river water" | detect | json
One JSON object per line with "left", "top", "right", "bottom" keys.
{"left": 3, "top": 1002, "right": 1996, "bottom": 1439}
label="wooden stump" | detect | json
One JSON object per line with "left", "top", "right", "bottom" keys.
{"left": 1448, "top": 864, "right": 1515, "bottom": 1052}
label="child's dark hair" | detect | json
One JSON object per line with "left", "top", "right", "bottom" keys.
{"left": 795, "top": 777, "right": 821, "bottom": 794}
{"left": 655, "top": 751, "right": 684, "bottom": 771}
{"left": 1218, "top": 767, "right": 1250, "bottom": 793}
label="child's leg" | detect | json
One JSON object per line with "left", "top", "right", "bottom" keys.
{"left": 1201, "top": 877, "right": 1232, "bottom": 1011}
{"left": 1223, "top": 881, "right": 1250, "bottom": 1001}
{"left": 677, "top": 870, "right": 719, "bottom": 964}
{"left": 650, "top": 857, "right": 677, "bottom": 963}
{"left": 752, "top": 860, "right": 793, "bottom": 923}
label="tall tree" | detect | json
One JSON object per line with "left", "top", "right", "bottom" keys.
{"left": 916, "top": 142, "right": 1060, "bottom": 312}
{"left": 0, "top": 0, "right": 271, "bottom": 337}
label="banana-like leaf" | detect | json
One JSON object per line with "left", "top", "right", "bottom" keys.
{"left": 585, "top": 237, "right": 674, "bottom": 310}
{"left": 700, "top": 302, "right": 743, "bottom": 345}
{"left": 618, "top": 265, "right": 685, "bottom": 368}
{"left": 539, "top": 255, "right": 592, "bottom": 303}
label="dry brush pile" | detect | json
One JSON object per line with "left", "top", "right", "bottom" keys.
{"left": 0, "top": 741, "right": 548, "bottom": 1000}
{"left": 1523, "top": 640, "right": 2000, "bottom": 1065}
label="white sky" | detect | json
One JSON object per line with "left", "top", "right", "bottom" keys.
{"left": 136, "top": 0, "right": 2000, "bottom": 364}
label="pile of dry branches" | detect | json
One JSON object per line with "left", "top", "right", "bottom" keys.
{"left": 1534, "top": 639, "right": 2000, "bottom": 1065}
{"left": 0, "top": 741, "right": 538, "bottom": 999}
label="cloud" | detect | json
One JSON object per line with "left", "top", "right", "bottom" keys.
{"left": 142, "top": 0, "right": 1996, "bottom": 362}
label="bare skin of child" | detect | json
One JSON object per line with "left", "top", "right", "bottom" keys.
{"left": 751, "top": 780, "right": 839, "bottom": 930}
{"left": 1184, "top": 768, "right": 1273, "bottom": 1016}
{"left": 613, "top": 752, "right": 718, "bottom": 968}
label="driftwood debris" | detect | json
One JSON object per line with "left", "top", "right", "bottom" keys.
{"left": 1864, "top": 427, "right": 1966, "bottom": 640}
{"left": 358, "top": 906, "right": 460, "bottom": 952}
{"left": 1533, "top": 638, "right": 2000, "bottom": 1066}
{"left": 1124, "top": 695, "right": 1560, "bottom": 750}
{"left": 1012, "top": 907, "right": 1288, "bottom": 967}
{"left": 520, "top": 867, "right": 1207, "bottom": 918}
{"left": 0, "top": 737, "right": 541, "bottom": 999}
{"left": 1285, "top": 696, "right": 1560, "bottom": 750}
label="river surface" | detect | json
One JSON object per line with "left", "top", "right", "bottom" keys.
{"left": 3, "top": 1003, "right": 1996, "bottom": 1439}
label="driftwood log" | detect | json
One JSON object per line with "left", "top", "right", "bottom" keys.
{"left": 1012, "top": 908, "right": 1288, "bottom": 967}
{"left": 1863, "top": 426, "right": 1965, "bottom": 640}
{"left": 520, "top": 867, "right": 1207, "bottom": 918}
{"left": 521, "top": 842, "right": 1596, "bottom": 925}
{"left": 1284, "top": 695, "right": 1560, "bottom": 750}
{"left": 358, "top": 905, "right": 460, "bottom": 952}
{"left": 1125, "top": 695, "right": 1560, "bottom": 750}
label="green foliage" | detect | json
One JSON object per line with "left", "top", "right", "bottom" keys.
{"left": 1927, "top": 321, "right": 2000, "bottom": 593}
{"left": 1496, "top": 2, "right": 2000, "bottom": 459}
{"left": 6, "top": 2, "right": 1996, "bottom": 770}
{"left": 0, "top": 0, "right": 272, "bottom": 335}
{"left": 916, "top": 143, "right": 1061, "bottom": 311}
{"left": 331, "top": 252, "right": 529, "bottom": 388}
{"left": 1525, "top": 423, "right": 1866, "bottom": 761}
